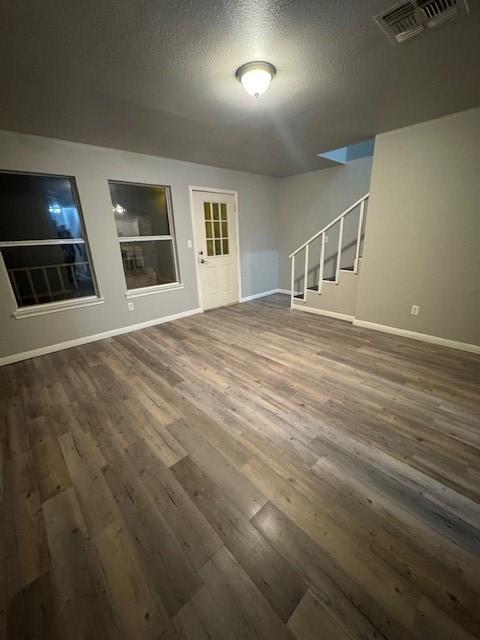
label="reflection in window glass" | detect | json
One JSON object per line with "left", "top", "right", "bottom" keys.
{"left": 108, "top": 181, "right": 179, "bottom": 291}
{"left": 2, "top": 244, "right": 95, "bottom": 307}
{"left": 109, "top": 181, "right": 170, "bottom": 237}
{"left": 0, "top": 172, "right": 84, "bottom": 241}
{"left": 0, "top": 171, "right": 98, "bottom": 309}
{"left": 120, "top": 241, "right": 176, "bottom": 290}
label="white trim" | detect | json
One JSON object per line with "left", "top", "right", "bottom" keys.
{"left": 291, "top": 303, "right": 354, "bottom": 322}
{"left": 239, "top": 288, "right": 279, "bottom": 302}
{"left": 188, "top": 185, "right": 242, "bottom": 311}
{"left": 353, "top": 319, "right": 480, "bottom": 354}
{"left": 189, "top": 185, "right": 240, "bottom": 195}
{"left": 118, "top": 235, "right": 172, "bottom": 243}
{"left": 277, "top": 288, "right": 293, "bottom": 295}
{"left": 1, "top": 307, "right": 202, "bottom": 366}
{"left": 0, "top": 238, "right": 85, "bottom": 247}
{"left": 125, "top": 283, "right": 184, "bottom": 299}
{"left": 188, "top": 187, "right": 205, "bottom": 311}
{"left": 13, "top": 295, "right": 105, "bottom": 319}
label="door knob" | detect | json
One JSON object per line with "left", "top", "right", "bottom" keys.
{"left": 200, "top": 258, "right": 207, "bottom": 264}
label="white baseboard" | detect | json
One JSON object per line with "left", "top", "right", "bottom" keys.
{"left": 4, "top": 294, "right": 478, "bottom": 366}
{"left": 239, "top": 288, "right": 282, "bottom": 302}
{"left": 276, "top": 288, "right": 292, "bottom": 295}
{"left": 292, "top": 303, "right": 354, "bottom": 322}
{"left": 0, "top": 307, "right": 202, "bottom": 367}
{"left": 353, "top": 319, "right": 480, "bottom": 354}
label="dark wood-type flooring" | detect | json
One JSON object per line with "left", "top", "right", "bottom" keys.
{"left": 1, "top": 294, "right": 480, "bottom": 639}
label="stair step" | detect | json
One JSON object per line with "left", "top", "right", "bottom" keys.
{"left": 296, "top": 265, "right": 356, "bottom": 298}
{"left": 307, "top": 279, "right": 337, "bottom": 291}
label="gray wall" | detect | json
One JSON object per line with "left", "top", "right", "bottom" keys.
{"left": 0, "top": 131, "right": 278, "bottom": 358}
{"left": 2, "top": 106, "right": 479, "bottom": 359}
{"left": 356, "top": 107, "right": 480, "bottom": 346}
{"left": 277, "top": 156, "right": 373, "bottom": 290}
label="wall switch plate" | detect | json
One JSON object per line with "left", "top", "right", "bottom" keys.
{"left": 128, "top": 302, "right": 134, "bottom": 311}
{"left": 410, "top": 305, "right": 419, "bottom": 315}
{"left": 187, "top": 240, "right": 192, "bottom": 248}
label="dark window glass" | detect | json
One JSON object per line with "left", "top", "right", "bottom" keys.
{"left": 0, "top": 173, "right": 84, "bottom": 241}
{"left": 108, "top": 180, "right": 179, "bottom": 291}
{"left": 109, "top": 182, "right": 170, "bottom": 237}
{"left": 2, "top": 244, "right": 95, "bottom": 307}
{"left": 119, "top": 241, "right": 176, "bottom": 290}
{"left": 0, "top": 171, "right": 97, "bottom": 309}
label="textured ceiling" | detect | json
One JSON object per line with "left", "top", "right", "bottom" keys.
{"left": 1, "top": 0, "right": 479, "bottom": 177}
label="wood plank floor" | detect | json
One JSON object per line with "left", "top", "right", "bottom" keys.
{"left": 1, "top": 293, "right": 480, "bottom": 639}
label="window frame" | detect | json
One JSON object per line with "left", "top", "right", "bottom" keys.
{"left": 108, "top": 179, "right": 182, "bottom": 298}
{"left": 0, "top": 170, "right": 102, "bottom": 318}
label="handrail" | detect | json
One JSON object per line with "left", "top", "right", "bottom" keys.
{"left": 288, "top": 193, "right": 369, "bottom": 258}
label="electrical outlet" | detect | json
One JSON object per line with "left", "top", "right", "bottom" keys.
{"left": 410, "top": 305, "right": 419, "bottom": 316}
{"left": 324, "top": 235, "right": 328, "bottom": 243}
{"left": 187, "top": 240, "right": 192, "bottom": 248}
{"left": 128, "top": 302, "right": 135, "bottom": 311}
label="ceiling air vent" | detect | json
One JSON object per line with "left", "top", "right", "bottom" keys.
{"left": 375, "top": 0, "right": 470, "bottom": 44}
{"left": 418, "top": 0, "right": 467, "bottom": 27}
{"left": 376, "top": 2, "right": 424, "bottom": 43}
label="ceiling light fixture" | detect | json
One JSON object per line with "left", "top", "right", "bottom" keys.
{"left": 235, "top": 61, "right": 276, "bottom": 98}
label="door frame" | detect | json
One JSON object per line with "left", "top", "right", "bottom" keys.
{"left": 188, "top": 185, "right": 242, "bottom": 312}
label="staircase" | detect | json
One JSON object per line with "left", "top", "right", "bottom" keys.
{"left": 289, "top": 193, "right": 369, "bottom": 319}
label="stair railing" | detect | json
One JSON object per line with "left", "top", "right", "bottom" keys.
{"left": 288, "top": 193, "right": 369, "bottom": 308}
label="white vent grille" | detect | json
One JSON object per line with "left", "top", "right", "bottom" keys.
{"left": 418, "top": 0, "right": 463, "bottom": 26}
{"left": 378, "top": 3, "right": 424, "bottom": 42}
{"left": 375, "top": 0, "right": 469, "bottom": 44}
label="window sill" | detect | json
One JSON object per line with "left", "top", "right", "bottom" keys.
{"left": 13, "top": 295, "right": 105, "bottom": 319}
{"left": 125, "top": 283, "right": 184, "bottom": 299}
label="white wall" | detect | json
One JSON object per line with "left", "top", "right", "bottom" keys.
{"left": 356, "top": 107, "right": 480, "bottom": 346}
{"left": 0, "top": 131, "right": 278, "bottom": 359}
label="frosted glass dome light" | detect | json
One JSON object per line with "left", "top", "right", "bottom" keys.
{"left": 235, "top": 61, "right": 276, "bottom": 98}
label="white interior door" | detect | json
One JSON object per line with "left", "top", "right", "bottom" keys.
{"left": 192, "top": 190, "right": 239, "bottom": 310}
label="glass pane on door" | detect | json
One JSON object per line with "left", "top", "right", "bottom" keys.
{"left": 204, "top": 202, "right": 230, "bottom": 256}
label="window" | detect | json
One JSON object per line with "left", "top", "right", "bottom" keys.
{"left": 203, "top": 201, "right": 230, "bottom": 256}
{"left": 108, "top": 180, "right": 180, "bottom": 294}
{"left": 0, "top": 171, "right": 99, "bottom": 313}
